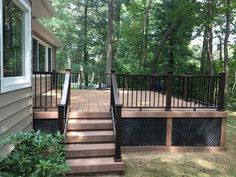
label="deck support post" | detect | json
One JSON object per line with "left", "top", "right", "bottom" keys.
{"left": 165, "top": 72, "right": 173, "bottom": 111}
{"left": 166, "top": 117, "right": 172, "bottom": 146}
{"left": 217, "top": 72, "right": 226, "bottom": 111}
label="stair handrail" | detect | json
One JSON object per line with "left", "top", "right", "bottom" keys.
{"left": 110, "top": 70, "right": 122, "bottom": 162}
{"left": 58, "top": 69, "right": 71, "bottom": 134}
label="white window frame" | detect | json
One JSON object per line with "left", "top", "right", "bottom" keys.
{"left": 0, "top": 0, "right": 32, "bottom": 93}
{"left": 33, "top": 36, "right": 52, "bottom": 72}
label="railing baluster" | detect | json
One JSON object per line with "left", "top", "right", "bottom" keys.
{"left": 34, "top": 73, "right": 37, "bottom": 107}
{"left": 40, "top": 73, "right": 42, "bottom": 109}
{"left": 45, "top": 73, "right": 47, "bottom": 110}
{"left": 165, "top": 72, "right": 173, "bottom": 111}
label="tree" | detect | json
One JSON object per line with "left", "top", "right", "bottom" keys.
{"left": 224, "top": 0, "right": 231, "bottom": 92}
{"left": 106, "top": 0, "right": 114, "bottom": 73}
{"left": 83, "top": 0, "right": 89, "bottom": 86}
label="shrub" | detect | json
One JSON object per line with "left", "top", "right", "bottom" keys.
{"left": 0, "top": 131, "right": 69, "bottom": 177}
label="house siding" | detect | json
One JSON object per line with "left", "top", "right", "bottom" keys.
{"left": 0, "top": 88, "right": 33, "bottom": 156}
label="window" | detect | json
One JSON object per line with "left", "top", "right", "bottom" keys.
{"left": 0, "top": 0, "right": 31, "bottom": 93}
{"left": 32, "top": 37, "right": 52, "bottom": 72}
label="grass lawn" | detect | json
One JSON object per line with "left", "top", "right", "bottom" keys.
{"left": 79, "top": 113, "right": 236, "bottom": 177}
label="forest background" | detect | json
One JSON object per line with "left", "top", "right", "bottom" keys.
{"left": 42, "top": 0, "right": 236, "bottom": 109}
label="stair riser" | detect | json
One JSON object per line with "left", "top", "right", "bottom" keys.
{"left": 67, "top": 164, "right": 124, "bottom": 174}
{"left": 66, "top": 136, "right": 114, "bottom": 143}
{"left": 66, "top": 149, "right": 115, "bottom": 158}
{"left": 68, "top": 124, "right": 112, "bottom": 130}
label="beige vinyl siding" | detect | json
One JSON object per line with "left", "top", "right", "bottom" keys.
{"left": 0, "top": 88, "right": 33, "bottom": 156}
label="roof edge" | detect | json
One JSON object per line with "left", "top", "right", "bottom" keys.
{"left": 41, "top": 0, "right": 56, "bottom": 17}
{"left": 33, "top": 19, "right": 62, "bottom": 48}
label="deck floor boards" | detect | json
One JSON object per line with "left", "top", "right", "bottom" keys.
{"left": 34, "top": 89, "right": 217, "bottom": 112}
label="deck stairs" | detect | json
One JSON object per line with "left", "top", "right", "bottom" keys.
{"left": 34, "top": 111, "right": 124, "bottom": 175}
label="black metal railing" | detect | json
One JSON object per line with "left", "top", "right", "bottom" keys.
{"left": 115, "top": 72, "right": 226, "bottom": 111}
{"left": 110, "top": 70, "right": 122, "bottom": 162}
{"left": 116, "top": 73, "right": 167, "bottom": 109}
{"left": 171, "top": 74, "right": 222, "bottom": 109}
{"left": 69, "top": 72, "right": 111, "bottom": 89}
{"left": 33, "top": 71, "right": 65, "bottom": 110}
{"left": 58, "top": 69, "right": 71, "bottom": 134}
{"left": 98, "top": 72, "right": 111, "bottom": 89}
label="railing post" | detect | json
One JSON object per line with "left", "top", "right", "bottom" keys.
{"left": 110, "top": 70, "right": 115, "bottom": 109}
{"left": 165, "top": 71, "right": 173, "bottom": 111}
{"left": 115, "top": 105, "right": 122, "bottom": 162}
{"left": 99, "top": 72, "right": 102, "bottom": 89}
{"left": 217, "top": 72, "right": 226, "bottom": 111}
{"left": 79, "top": 70, "right": 83, "bottom": 89}
{"left": 66, "top": 69, "right": 71, "bottom": 109}
{"left": 58, "top": 104, "right": 64, "bottom": 134}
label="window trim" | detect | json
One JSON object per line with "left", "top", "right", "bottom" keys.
{"left": 33, "top": 36, "right": 52, "bottom": 72}
{"left": 0, "top": 0, "right": 32, "bottom": 93}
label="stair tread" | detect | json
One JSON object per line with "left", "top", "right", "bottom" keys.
{"left": 66, "top": 143, "right": 115, "bottom": 151}
{"left": 67, "top": 157, "right": 123, "bottom": 166}
{"left": 66, "top": 131, "right": 113, "bottom": 136}
{"left": 68, "top": 119, "right": 112, "bottom": 124}
{"left": 33, "top": 111, "right": 57, "bottom": 119}
{"left": 69, "top": 112, "right": 111, "bottom": 119}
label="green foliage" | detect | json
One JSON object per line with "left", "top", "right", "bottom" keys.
{"left": 0, "top": 131, "right": 69, "bottom": 177}
{"left": 43, "top": 0, "right": 236, "bottom": 104}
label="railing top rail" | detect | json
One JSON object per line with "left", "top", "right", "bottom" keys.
{"left": 33, "top": 71, "right": 66, "bottom": 75}
{"left": 115, "top": 73, "right": 222, "bottom": 78}
{"left": 172, "top": 75, "right": 221, "bottom": 78}
{"left": 60, "top": 70, "right": 71, "bottom": 105}
{"left": 116, "top": 73, "right": 166, "bottom": 77}
{"left": 111, "top": 73, "right": 122, "bottom": 106}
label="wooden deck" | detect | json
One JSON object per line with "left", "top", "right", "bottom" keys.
{"left": 71, "top": 90, "right": 110, "bottom": 112}
{"left": 34, "top": 89, "right": 217, "bottom": 112}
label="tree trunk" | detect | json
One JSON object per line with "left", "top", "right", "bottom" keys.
{"left": 201, "top": 28, "right": 208, "bottom": 74}
{"left": 84, "top": 1, "right": 89, "bottom": 86}
{"left": 114, "top": 0, "right": 122, "bottom": 59}
{"left": 219, "top": 35, "right": 223, "bottom": 61}
{"left": 232, "top": 72, "right": 236, "bottom": 92}
{"left": 106, "top": 0, "right": 114, "bottom": 73}
{"left": 152, "top": 22, "right": 175, "bottom": 73}
{"left": 169, "top": 32, "right": 174, "bottom": 72}
{"left": 143, "top": 0, "right": 152, "bottom": 71}
{"left": 206, "top": 0, "right": 214, "bottom": 76}
{"left": 224, "top": 0, "right": 231, "bottom": 92}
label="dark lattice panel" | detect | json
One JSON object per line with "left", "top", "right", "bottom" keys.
{"left": 33, "top": 120, "right": 58, "bottom": 134}
{"left": 121, "top": 119, "right": 166, "bottom": 146}
{"left": 172, "top": 118, "right": 221, "bottom": 146}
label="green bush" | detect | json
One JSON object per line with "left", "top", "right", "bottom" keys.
{"left": 0, "top": 131, "right": 69, "bottom": 177}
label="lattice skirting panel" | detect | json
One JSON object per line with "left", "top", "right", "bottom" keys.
{"left": 33, "top": 119, "right": 59, "bottom": 134}
{"left": 121, "top": 119, "right": 167, "bottom": 146}
{"left": 172, "top": 118, "right": 221, "bottom": 146}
